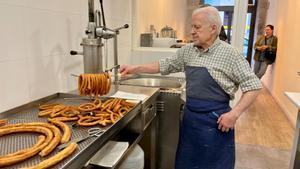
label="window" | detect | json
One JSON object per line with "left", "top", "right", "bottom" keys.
{"left": 204, "top": 0, "right": 235, "bottom": 6}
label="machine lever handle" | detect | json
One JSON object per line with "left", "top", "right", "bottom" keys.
{"left": 85, "top": 30, "right": 92, "bottom": 34}
{"left": 114, "top": 24, "right": 129, "bottom": 31}
{"left": 70, "top": 50, "right": 83, "bottom": 55}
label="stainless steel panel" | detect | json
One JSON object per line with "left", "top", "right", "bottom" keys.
{"left": 127, "top": 103, "right": 156, "bottom": 133}
{"left": 119, "top": 74, "right": 185, "bottom": 89}
{"left": 120, "top": 78, "right": 181, "bottom": 88}
{"left": 156, "top": 92, "right": 184, "bottom": 169}
{"left": 0, "top": 93, "right": 141, "bottom": 169}
{"left": 119, "top": 75, "right": 185, "bottom": 169}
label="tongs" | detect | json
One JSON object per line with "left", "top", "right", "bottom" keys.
{"left": 57, "top": 127, "right": 105, "bottom": 150}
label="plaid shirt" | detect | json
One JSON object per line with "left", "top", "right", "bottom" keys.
{"left": 159, "top": 38, "right": 262, "bottom": 99}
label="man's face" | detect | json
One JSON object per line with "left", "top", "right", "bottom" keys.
{"left": 191, "top": 13, "right": 216, "bottom": 46}
{"left": 265, "top": 26, "right": 273, "bottom": 37}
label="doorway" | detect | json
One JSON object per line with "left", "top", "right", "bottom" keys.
{"left": 203, "top": 0, "right": 258, "bottom": 63}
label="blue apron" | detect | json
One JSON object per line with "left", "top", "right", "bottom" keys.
{"left": 175, "top": 66, "right": 235, "bottom": 169}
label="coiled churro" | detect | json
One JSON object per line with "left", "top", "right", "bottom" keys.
{"left": 78, "top": 73, "right": 111, "bottom": 96}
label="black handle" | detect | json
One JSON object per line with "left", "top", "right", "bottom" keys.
{"left": 85, "top": 30, "right": 92, "bottom": 35}
{"left": 70, "top": 50, "right": 78, "bottom": 55}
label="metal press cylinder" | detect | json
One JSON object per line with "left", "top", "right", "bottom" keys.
{"left": 81, "top": 38, "right": 103, "bottom": 73}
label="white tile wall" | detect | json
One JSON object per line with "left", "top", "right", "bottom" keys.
{"left": 0, "top": 60, "right": 31, "bottom": 111}
{"left": 0, "top": 0, "right": 26, "bottom": 6}
{"left": 103, "top": 0, "right": 132, "bottom": 23}
{"left": 0, "top": 0, "right": 133, "bottom": 112}
{"left": 0, "top": 4, "right": 27, "bottom": 62}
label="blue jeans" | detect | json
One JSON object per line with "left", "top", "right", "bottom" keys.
{"left": 254, "top": 60, "right": 268, "bottom": 79}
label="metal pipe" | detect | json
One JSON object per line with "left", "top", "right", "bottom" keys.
{"left": 96, "top": 27, "right": 116, "bottom": 39}
{"left": 88, "top": 0, "right": 94, "bottom": 22}
{"left": 113, "top": 35, "right": 119, "bottom": 84}
{"left": 99, "top": 0, "right": 106, "bottom": 28}
{"left": 95, "top": 10, "right": 101, "bottom": 27}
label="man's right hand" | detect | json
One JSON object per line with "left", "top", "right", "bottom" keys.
{"left": 119, "top": 65, "right": 135, "bottom": 76}
{"left": 119, "top": 62, "right": 160, "bottom": 76}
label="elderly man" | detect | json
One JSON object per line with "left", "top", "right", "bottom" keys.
{"left": 120, "top": 6, "right": 262, "bottom": 169}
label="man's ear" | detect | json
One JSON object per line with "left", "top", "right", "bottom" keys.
{"left": 211, "top": 24, "right": 217, "bottom": 34}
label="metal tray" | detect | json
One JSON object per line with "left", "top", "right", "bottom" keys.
{"left": 0, "top": 93, "right": 141, "bottom": 169}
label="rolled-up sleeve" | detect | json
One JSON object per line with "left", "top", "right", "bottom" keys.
{"left": 232, "top": 54, "right": 262, "bottom": 92}
{"left": 159, "top": 48, "right": 185, "bottom": 75}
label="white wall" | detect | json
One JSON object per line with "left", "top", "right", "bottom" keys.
{"left": 263, "top": 0, "right": 300, "bottom": 127}
{"left": 0, "top": 0, "right": 133, "bottom": 112}
{"left": 132, "top": 0, "right": 187, "bottom": 47}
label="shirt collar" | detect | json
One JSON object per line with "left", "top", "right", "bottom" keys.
{"left": 193, "top": 37, "right": 221, "bottom": 53}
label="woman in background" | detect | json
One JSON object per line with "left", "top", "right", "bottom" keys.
{"left": 253, "top": 24, "right": 278, "bottom": 79}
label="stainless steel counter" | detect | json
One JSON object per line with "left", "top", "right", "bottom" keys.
{"left": 0, "top": 85, "right": 159, "bottom": 169}
{"left": 108, "top": 85, "right": 159, "bottom": 111}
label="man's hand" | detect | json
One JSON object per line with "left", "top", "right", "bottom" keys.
{"left": 216, "top": 89, "right": 261, "bottom": 133}
{"left": 119, "top": 62, "right": 160, "bottom": 76}
{"left": 217, "top": 111, "right": 238, "bottom": 132}
{"left": 119, "top": 65, "right": 136, "bottom": 76}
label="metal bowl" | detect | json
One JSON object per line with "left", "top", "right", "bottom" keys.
{"left": 120, "top": 77, "right": 182, "bottom": 89}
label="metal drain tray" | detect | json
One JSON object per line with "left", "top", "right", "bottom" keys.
{"left": 0, "top": 93, "right": 141, "bottom": 169}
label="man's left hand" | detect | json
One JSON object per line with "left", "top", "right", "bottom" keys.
{"left": 217, "top": 112, "right": 238, "bottom": 132}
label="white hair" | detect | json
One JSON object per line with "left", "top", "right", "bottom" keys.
{"left": 192, "top": 6, "right": 222, "bottom": 36}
